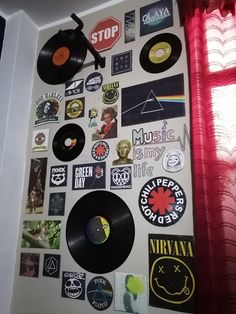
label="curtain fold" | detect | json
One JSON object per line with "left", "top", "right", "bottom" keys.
{"left": 183, "top": 6, "right": 236, "bottom": 314}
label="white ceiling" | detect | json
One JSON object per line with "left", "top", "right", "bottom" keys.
{"left": 0, "top": 0, "right": 115, "bottom": 26}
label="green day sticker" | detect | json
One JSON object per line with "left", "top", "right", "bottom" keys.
{"left": 138, "top": 177, "right": 186, "bottom": 226}
{"left": 149, "top": 234, "right": 195, "bottom": 313}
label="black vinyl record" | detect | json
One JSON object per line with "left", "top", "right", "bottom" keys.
{"left": 66, "top": 190, "right": 135, "bottom": 273}
{"left": 37, "top": 29, "right": 87, "bottom": 85}
{"left": 139, "top": 33, "right": 182, "bottom": 73}
{"left": 52, "top": 123, "right": 85, "bottom": 162}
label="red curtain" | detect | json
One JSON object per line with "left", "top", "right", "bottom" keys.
{"left": 180, "top": 3, "right": 236, "bottom": 314}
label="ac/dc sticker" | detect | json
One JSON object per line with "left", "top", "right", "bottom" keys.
{"left": 72, "top": 162, "right": 106, "bottom": 190}
{"left": 43, "top": 254, "right": 60, "bottom": 278}
{"left": 149, "top": 234, "right": 195, "bottom": 313}
{"left": 87, "top": 276, "right": 113, "bottom": 311}
{"left": 85, "top": 72, "right": 103, "bottom": 92}
{"left": 62, "top": 272, "right": 86, "bottom": 300}
{"left": 65, "top": 97, "right": 84, "bottom": 120}
{"left": 50, "top": 165, "right": 67, "bottom": 187}
{"left": 91, "top": 141, "right": 110, "bottom": 161}
{"left": 139, "top": 177, "right": 186, "bottom": 226}
{"left": 110, "top": 166, "right": 132, "bottom": 190}
{"left": 102, "top": 81, "right": 119, "bottom": 104}
{"left": 33, "top": 92, "right": 62, "bottom": 126}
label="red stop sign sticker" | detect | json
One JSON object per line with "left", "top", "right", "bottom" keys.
{"left": 89, "top": 17, "right": 121, "bottom": 52}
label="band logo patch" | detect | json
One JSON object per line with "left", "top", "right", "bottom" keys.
{"left": 62, "top": 272, "right": 86, "bottom": 300}
{"left": 110, "top": 166, "right": 132, "bottom": 190}
{"left": 111, "top": 50, "right": 132, "bottom": 76}
{"left": 72, "top": 162, "right": 106, "bottom": 190}
{"left": 65, "top": 97, "right": 84, "bottom": 120}
{"left": 50, "top": 165, "right": 67, "bottom": 187}
{"left": 85, "top": 72, "right": 103, "bottom": 92}
{"left": 43, "top": 254, "right": 61, "bottom": 278}
{"left": 87, "top": 276, "right": 113, "bottom": 310}
{"left": 149, "top": 234, "right": 195, "bottom": 313}
{"left": 139, "top": 177, "right": 186, "bottom": 226}
{"left": 65, "top": 79, "right": 84, "bottom": 97}
{"left": 91, "top": 141, "right": 110, "bottom": 161}
{"left": 102, "top": 81, "right": 119, "bottom": 104}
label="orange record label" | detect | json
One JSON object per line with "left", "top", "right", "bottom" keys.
{"left": 52, "top": 47, "right": 70, "bottom": 66}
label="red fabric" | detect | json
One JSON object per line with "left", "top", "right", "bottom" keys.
{"left": 184, "top": 7, "right": 236, "bottom": 314}
{"left": 177, "top": 0, "right": 236, "bottom": 23}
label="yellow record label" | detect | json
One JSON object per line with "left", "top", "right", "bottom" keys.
{"left": 66, "top": 99, "right": 83, "bottom": 119}
{"left": 149, "top": 42, "right": 172, "bottom": 64}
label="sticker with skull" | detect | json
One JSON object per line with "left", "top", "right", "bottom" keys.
{"left": 61, "top": 271, "right": 86, "bottom": 300}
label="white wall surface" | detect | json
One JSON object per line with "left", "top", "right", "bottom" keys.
{"left": 0, "top": 11, "right": 38, "bottom": 314}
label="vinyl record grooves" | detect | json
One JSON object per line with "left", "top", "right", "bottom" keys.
{"left": 139, "top": 33, "right": 182, "bottom": 73}
{"left": 52, "top": 123, "right": 85, "bottom": 162}
{"left": 37, "top": 29, "right": 87, "bottom": 85}
{"left": 66, "top": 190, "right": 135, "bottom": 273}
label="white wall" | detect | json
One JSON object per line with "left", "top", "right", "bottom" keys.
{"left": 0, "top": 11, "right": 38, "bottom": 314}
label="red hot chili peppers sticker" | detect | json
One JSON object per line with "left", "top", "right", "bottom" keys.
{"left": 139, "top": 177, "right": 186, "bottom": 226}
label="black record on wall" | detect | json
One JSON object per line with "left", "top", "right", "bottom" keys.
{"left": 37, "top": 29, "right": 87, "bottom": 84}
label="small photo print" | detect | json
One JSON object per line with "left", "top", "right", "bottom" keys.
{"left": 21, "top": 220, "right": 61, "bottom": 249}
{"left": 19, "top": 253, "right": 40, "bottom": 278}
{"left": 48, "top": 192, "right": 66, "bottom": 216}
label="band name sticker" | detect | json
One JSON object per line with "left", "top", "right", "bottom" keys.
{"left": 149, "top": 234, "right": 195, "bottom": 313}
{"left": 26, "top": 158, "right": 47, "bottom": 214}
{"left": 65, "top": 79, "right": 84, "bottom": 97}
{"left": 43, "top": 254, "right": 61, "bottom": 278}
{"left": 110, "top": 166, "right": 132, "bottom": 190}
{"left": 102, "top": 81, "right": 119, "bottom": 104}
{"left": 32, "top": 129, "right": 49, "bottom": 152}
{"left": 140, "top": 0, "right": 173, "bottom": 36}
{"left": 139, "top": 177, "right": 186, "bottom": 226}
{"left": 65, "top": 97, "right": 84, "bottom": 120}
{"left": 122, "top": 74, "right": 185, "bottom": 127}
{"left": 87, "top": 276, "right": 113, "bottom": 310}
{"left": 72, "top": 162, "right": 106, "bottom": 190}
{"left": 91, "top": 141, "right": 110, "bottom": 161}
{"left": 124, "top": 10, "right": 135, "bottom": 43}
{"left": 111, "top": 50, "right": 132, "bottom": 76}
{"left": 33, "top": 92, "right": 62, "bottom": 126}
{"left": 62, "top": 272, "right": 86, "bottom": 300}
{"left": 50, "top": 165, "right": 67, "bottom": 187}
{"left": 85, "top": 72, "right": 103, "bottom": 92}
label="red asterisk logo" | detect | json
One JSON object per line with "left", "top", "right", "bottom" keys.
{"left": 95, "top": 144, "right": 106, "bottom": 157}
{"left": 148, "top": 187, "right": 175, "bottom": 215}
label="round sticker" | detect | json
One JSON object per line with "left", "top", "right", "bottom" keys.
{"left": 91, "top": 141, "right": 110, "bottom": 161}
{"left": 139, "top": 177, "right": 186, "bottom": 226}
{"left": 162, "top": 148, "right": 185, "bottom": 173}
{"left": 85, "top": 72, "right": 103, "bottom": 92}
{"left": 87, "top": 276, "right": 113, "bottom": 310}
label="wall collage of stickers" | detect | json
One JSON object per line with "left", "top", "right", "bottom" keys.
{"left": 13, "top": 0, "right": 195, "bottom": 314}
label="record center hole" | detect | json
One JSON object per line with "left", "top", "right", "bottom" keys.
{"left": 155, "top": 48, "right": 165, "bottom": 58}
{"left": 64, "top": 138, "right": 73, "bottom": 147}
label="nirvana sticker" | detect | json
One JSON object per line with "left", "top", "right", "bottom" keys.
{"left": 139, "top": 177, "right": 186, "bottom": 226}
{"left": 85, "top": 72, "right": 103, "bottom": 92}
{"left": 162, "top": 148, "right": 185, "bottom": 173}
{"left": 21, "top": 220, "right": 61, "bottom": 249}
{"left": 91, "top": 141, "right": 110, "bottom": 161}
{"left": 111, "top": 50, "right": 132, "bottom": 76}
{"left": 65, "top": 97, "right": 84, "bottom": 120}
{"left": 25, "top": 158, "right": 47, "bottom": 214}
{"left": 140, "top": 0, "right": 173, "bottom": 36}
{"left": 48, "top": 192, "right": 66, "bottom": 216}
{"left": 110, "top": 167, "right": 132, "bottom": 190}
{"left": 149, "top": 234, "right": 195, "bottom": 313}
{"left": 72, "top": 162, "right": 106, "bottom": 190}
{"left": 124, "top": 10, "right": 135, "bottom": 43}
{"left": 122, "top": 74, "right": 185, "bottom": 127}
{"left": 102, "top": 81, "right": 119, "bottom": 104}
{"left": 115, "top": 272, "right": 148, "bottom": 314}
{"left": 65, "top": 79, "right": 84, "bottom": 97}
{"left": 19, "top": 253, "right": 40, "bottom": 278}
{"left": 50, "top": 165, "right": 67, "bottom": 187}
{"left": 32, "top": 128, "right": 49, "bottom": 152}
{"left": 62, "top": 272, "right": 86, "bottom": 300}
{"left": 34, "top": 92, "right": 62, "bottom": 126}
{"left": 87, "top": 276, "right": 113, "bottom": 311}
{"left": 43, "top": 254, "right": 60, "bottom": 278}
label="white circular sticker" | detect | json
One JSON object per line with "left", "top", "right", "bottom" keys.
{"left": 162, "top": 149, "right": 185, "bottom": 173}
